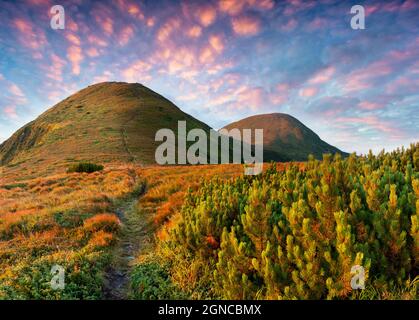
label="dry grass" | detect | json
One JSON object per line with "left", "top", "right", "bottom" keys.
{"left": 0, "top": 161, "right": 289, "bottom": 299}
{"left": 0, "top": 164, "right": 140, "bottom": 299}
{"left": 137, "top": 164, "right": 244, "bottom": 240}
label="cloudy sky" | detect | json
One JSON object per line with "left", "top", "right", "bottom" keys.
{"left": 0, "top": 0, "right": 418, "bottom": 154}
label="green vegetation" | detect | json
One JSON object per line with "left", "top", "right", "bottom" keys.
{"left": 1, "top": 183, "right": 27, "bottom": 190}
{"left": 0, "top": 168, "right": 139, "bottom": 299}
{"left": 67, "top": 162, "right": 104, "bottom": 174}
{"left": 138, "top": 143, "right": 419, "bottom": 299}
{"left": 130, "top": 261, "right": 186, "bottom": 299}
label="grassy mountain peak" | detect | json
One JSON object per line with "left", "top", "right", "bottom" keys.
{"left": 0, "top": 82, "right": 210, "bottom": 174}
{"left": 222, "top": 112, "right": 348, "bottom": 161}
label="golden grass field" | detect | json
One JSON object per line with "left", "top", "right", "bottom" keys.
{"left": 1, "top": 155, "right": 417, "bottom": 300}
{"left": 0, "top": 162, "right": 245, "bottom": 298}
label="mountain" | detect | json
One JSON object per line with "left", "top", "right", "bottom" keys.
{"left": 0, "top": 83, "right": 347, "bottom": 178}
{"left": 0, "top": 82, "right": 211, "bottom": 171}
{"left": 222, "top": 113, "right": 348, "bottom": 161}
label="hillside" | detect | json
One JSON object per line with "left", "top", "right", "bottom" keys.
{"left": 222, "top": 113, "right": 348, "bottom": 161}
{"left": 0, "top": 82, "right": 211, "bottom": 175}
{"left": 0, "top": 83, "right": 348, "bottom": 180}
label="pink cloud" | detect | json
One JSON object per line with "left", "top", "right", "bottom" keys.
{"left": 308, "top": 66, "right": 336, "bottom": 84}
{"left": 299, "top": 87, "right": 318, "bottom": 97}
{"left": 365, "top": 5, "right": 379, "bottom": 16}
{"left": 177, "top": 92, "right": 199, "bottom": 102}
{"left": 209, "top": 35, "right": 224, "bottom": 53}
{"left": 157, "top": 18, "right": 181, "bottom": 42}
{"left": 9, "top": 84, "right": 24, "bottom": 98}
{"left": 335, "top": 116, "right": 403, "bottom": 138}
{"left": 101, "top": 17, "right": 114, "bottom": 35}
{"left": 206, "top": 60, "right": 234, "bottom": 75}
{"left": 386, "top": 76, "right": 419, "bottom": 95}
{"left": 4, "top": 105, "right": 18, "bottom": 119}
{"left": 45, "top": 54, "right": 67, "bottom": 82}
{"left": 2, "top": 82, "right": 28, "bottom": 119}
{"left": 283, "top": 0, "right": 315, "bottom": 16}
{"left": 127, "top": 4, "right": 143, "bottom": 18}
{"left": 358, "top": 101, "right": 382, "bottom": 111}
{"left": 197, "top": 5, "right": 217, "bottom": 27}
{"left": 236, "top": 86, "right": 266, "bottom": 111}
{"left": 13, "top": 18, "right": 47, "bottom": 51}
{"left": 199, "top": 46, "right": 215, "bottom": 64}
{"left": 231, "top": 15, "right": 261, "bottom": 36}
{"left": 86, "top": 47, "right": 100, "bottom": 58}
{"left": 341, "top": 60, "right": 392, "bottom": 92}
{"left": 93, "top": 4, "right": 115, "bottom": 36}
{"left": 67, "top": 20, "right": 79, "bottom": 32}
{"left": 247, "top": 0, "right": 275, "bottom": 10}
{"left": 281, "top": 18, "right": 298, "bottom": 32}
{"left": 87, "top": 35, "right": 108, "bottom": 47}
{"left": 382, "top": 1, "right": 401, "bottom": 12}
{"left": 147, "top": 17, "right": 155, "bottom": 27}
{"left": 66, "top": 33, "right": 81, "bottom": 46}
{"left": 400, "top": 0, "right": 419, "bottom": 11}
{"left": 219, "top": 0, "right": 274, "bottom": 16}
{"left": 28, "top": 0, "right": 51, "bottom": 5}
{"left": 94, "top": 70, "right": 114, "bottom": 83}
{"left": 119, "top": 26, "right": 135, "bottom": 46}
{"left": 115, "top": 0, "right": 145, "bottom": 20}
{"left": 269, "top": 83, "right": 291, "bottom": 105}
{"left": 409, "top": 61, "right": 419, "bottom": 74}
{"left": 307, "top": 17, "right": 328, "bottom": 31}
{"left": 47, "top": 91, "right": 63, "bottom": 102}
{"left": 219, "top": 0, "right": 246, "bottom": 16}
{"left": 187, "top": 25, "right": 202, "bottom": 38}
{"left": 67, "top": 46, "right": 83, "bottom": 75}
{"left": 122, "top": 60, "right": 152, "bottom": 82}
{"left": 209, "top": 78, "right": 225, "bottom": 91}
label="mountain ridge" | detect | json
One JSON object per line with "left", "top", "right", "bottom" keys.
{"left": 0, "top": 82, "right": 347, "bottom": 175}
{"left": 0, "top": 82, "right": 211, "bottom": 170}
{"left": 222, "top": 112, "right": 348, "bottom": 161}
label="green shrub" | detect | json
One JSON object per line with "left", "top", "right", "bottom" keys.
{"left": 130, "top": 262, "right": 187, "bottom": 299}
{"left": 67, "top": 162, "right": 104, "bottom": 174}
{"left": 0, "top": 251, "right": 111, "bottom": 300}
{"left": 53, "top": 210, "right": 93, "bottom": 228}
{"left": 2, "top": 183, "right": 27, "bottom": 190}
{"left": 165, "top": 143, "right": 419, "bottom": 300}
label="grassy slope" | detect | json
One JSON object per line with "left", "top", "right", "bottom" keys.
{"left": 0, "top": 163, "right": 244, "bottom": 299}
{"left": 0, "top": 82, "right": 211, "bottom": 179}
{"left": 223, "top": 113, "right": 349, "bottom": 161}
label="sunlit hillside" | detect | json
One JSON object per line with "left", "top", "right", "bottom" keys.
{"left": 0, "top": 163, "right": 243, "bottom": 299}
{"left": 0, "top": 143, "right": 418, "bottom": 300}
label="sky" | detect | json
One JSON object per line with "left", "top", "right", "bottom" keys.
{"left": 0, "top": 0, "right": 418, "bottom": 154}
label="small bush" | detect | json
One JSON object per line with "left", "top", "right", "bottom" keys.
{"left": 2, "top": 183, "right": 27, "bottom": 190}
{"left": 130, "top": 262, "right": 187, "bottom": 299}
{"left": 83, "top": 213, "right": 121, "bottom": 234}
{"left": 67, "top": 162, "right": 104, "bottom": 173}
{"left": 54, "top": 210, "right": 93, "bottom": 228}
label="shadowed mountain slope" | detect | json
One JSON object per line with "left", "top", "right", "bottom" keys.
{"left": 222, "top": 113, "right": 348, "bottom": 161}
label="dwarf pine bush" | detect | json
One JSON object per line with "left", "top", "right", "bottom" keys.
{"left": 67, "top": 162, "right": 104, "bottom": 173}
{"left": 164, "top": 143, "right": 419, "bottom": 299}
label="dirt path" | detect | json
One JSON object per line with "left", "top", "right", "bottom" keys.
{"left": 103, "top": 183, "right": 150, "bottom": 299}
